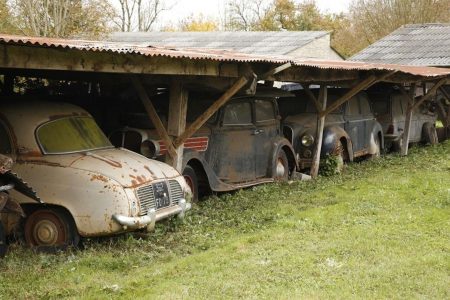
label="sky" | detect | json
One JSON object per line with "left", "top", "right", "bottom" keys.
{"left": 158, "top": 0, "right": 352, "bottom": 28}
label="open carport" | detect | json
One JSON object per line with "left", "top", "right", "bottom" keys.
{"left": 0, "top": 34, "right": 449, "bottom": 180}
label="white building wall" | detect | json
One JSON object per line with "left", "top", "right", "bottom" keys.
{"left": 287, "top": 35, "right": 343, "bottom": 61}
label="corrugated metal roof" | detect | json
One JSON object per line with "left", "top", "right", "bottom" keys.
{"left": 0, "top": 34, "right": 449, "bottom": 80}
{"left": 108, "top": 31, "right": 329, "bottom": 56}
{"left": 350, "top": 23, "right": 450, "bottom": 67}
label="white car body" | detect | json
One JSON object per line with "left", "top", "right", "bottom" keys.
{"left": 0, "top": 101, "right": 191, "bottom": 240}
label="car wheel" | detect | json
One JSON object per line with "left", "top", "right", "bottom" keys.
{"left": 0, "top": 222, "right": 7, "bottom": 258}
{"left": 422, "top": 123, "right": 438, "bottom": 145}
{"left": 274, "top": 149, "right": 289, "bottom": 181}
{"left": 24, "top": 208, "right": 79, "bottom": 249}
{"left": 392, "top": 138, "right": 403, "bottom": 152}
{"left": 182, "top": 165, "right": 198, "bottom": 201}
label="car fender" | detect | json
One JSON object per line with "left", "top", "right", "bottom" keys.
{"left": 369, "top": 121, "right": 385, "bottom": 153}
{"left": 181, "top": 150, "right": 230, "bottom": 192}
{"left": 269, "top": 137, "right": 298, "bottom": 176}
{"left": 322, "top": 126, "right": 354, "bottom": 161}
{"left": 10, "top": 163, "right": 133, "bottom": 237}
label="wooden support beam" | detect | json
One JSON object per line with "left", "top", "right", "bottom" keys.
{"left": 319, "top": 75, "right": 377, "bottom": 117}
{"left": 174, "top": 75, "right": 250, "bottom": 148}
{"left": 440, "top": 87, "right": 450, "bottom": 127}
{"left": 401, "top": 83, "right": 416, "bottom": 156}
{"left": 130, "top": 75, "right": 178, "bottom": 159}
{"left": 260, "top": 63, "right": 292, "bottom": 80}
{"left": 0, "top": 44, "right": 239, "bottom": 77}
{"left": 301, "top": 84, "right": 322, "bottom": 113}
{"left": 166, "top": 79, "right": 188, "bottom": 171}
{"left": 411, "top": 78, "right": 447, "bottom": 110}
{"left": 310, "top": 86, "right": 327, "bottom": 179}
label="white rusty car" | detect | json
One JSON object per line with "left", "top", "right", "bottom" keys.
{"left": 0, "top": 101, "right": 191, "bottom": 248}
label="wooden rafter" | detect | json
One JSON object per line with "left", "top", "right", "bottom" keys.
{"left": 260, "top": 63, "right": 292, "bottom": 80}
{"left": 130, "top": 75, "right": 178, "bottom": 159}
{"left": 174, "top": 75, "right": 251, "bottom": 148}
{"left": 411, "top": 78, "right": 447, "bottom": 110}
{"left": 301, "top": 84, "right": 323, "bottom": 113}
{"left": 319, "top": 71, "right": 396, "bottom": 117}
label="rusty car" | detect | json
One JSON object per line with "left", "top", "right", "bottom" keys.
{"left": 367, "top": 89, "right": 438, "bottom": 151}
{"left": 278, "top": 88, "right": 384, "bottom": 170}
{"left": 109, "top": 88, "right": 297, "bottom": 200}
{"left": 0, "top": 101, "right": 192, "bottom": 249}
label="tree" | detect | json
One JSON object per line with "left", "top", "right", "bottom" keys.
{"left": 225, "top": 0, "right": 271, "bottom": 31}
{"left": 258, "top": 0, "right": 297, "bottom": 30}
{"left": 0, "top": 0, "right": 17, "bottom": 34}
{"left": 113, "top": 0, "right": 167, "bottom": 31}
{"left": 9, "top": 0, "right": 114, "bottom": 38}
{"left": 342, "top": 0, "right": 450, "bottom": 55}
{"left": 179, "top": 14, "right": 218, "bottom": 31}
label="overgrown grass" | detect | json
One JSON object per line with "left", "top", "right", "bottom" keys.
{"left": 1, "top": 142, "right": 449, "bottom": 299}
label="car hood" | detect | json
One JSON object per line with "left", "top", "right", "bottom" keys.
{"left": 21, "top": 148, "right": 180, "bottom": 188}
{"left": 284, "top": 114, "right": 343, "bottom": 131}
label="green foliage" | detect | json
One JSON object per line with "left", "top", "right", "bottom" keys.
{"left": 0, "top": 136, "right": 449, "bottom": 296}
{"left": 319, "top": 154, "right": 342, "bottom": 177}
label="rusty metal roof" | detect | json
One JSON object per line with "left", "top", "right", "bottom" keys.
{"left": 1, "top": 34, "right": 449, "bottom": 81}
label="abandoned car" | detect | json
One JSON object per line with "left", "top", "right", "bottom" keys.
{"left": 278, "top": 89, "right": 384, "bottom": 170}
{"left": 110, "top": 89, "right": 297, "bottom": 200}
{"left": 367, "top": 89, "right": 438, "bottom": 151}
{"left": 0, "top": 101, "right": 192, "bottom": 248}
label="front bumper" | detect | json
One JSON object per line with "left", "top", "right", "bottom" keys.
{"left": 384, "top": 134, "right": 401, "bottom": 142}
{"left": 112, "top": 199, "right": 191, "bottom": 232}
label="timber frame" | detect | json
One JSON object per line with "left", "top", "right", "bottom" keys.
{"left": 0, "top": 35, "right": 449, "bottom": 177}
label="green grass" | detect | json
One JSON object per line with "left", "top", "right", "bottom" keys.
{"left": 1, "top": 142, "right": 449, "bottom": 299}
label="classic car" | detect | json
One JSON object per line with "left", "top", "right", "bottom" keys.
{"left": 367, "top": 89, "right": 438, "bottom": 151}
{"left": 109, "top": 88, "right": 297, "bottom": 200}
{"left": 0, "top": 101, "right": 192, "bottom": 248}
{"left": 278, "top": 88, "right": 384, "bottom": 170}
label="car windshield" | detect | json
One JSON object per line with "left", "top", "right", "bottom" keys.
{"left": 36, "top": 116, "right": 113, "bottom": 154}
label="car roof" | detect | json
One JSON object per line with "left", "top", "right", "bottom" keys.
{"left": 0, "top": 101, "right": 92, "bottom": 155}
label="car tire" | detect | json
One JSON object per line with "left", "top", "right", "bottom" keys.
{"left": 392, "top": 138, "right": 403, "bottom": 152}
{"left": 422, "top": 123, "right": 438, "bottom": 145}
{"left": 183, "top": 165, "right": 198, "bottom": 201}
{"left": 0, "top": 222, "right": 7, "bottom": 258}
{"left": 274, "top": 149, "right": 289, "bottom": 181}
{"left": 24, "top": 207, "right": 80, "bottom": 250}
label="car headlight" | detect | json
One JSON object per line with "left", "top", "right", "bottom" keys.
{"left": 301, "top": 134, "right": 314, "bottom": 147}
{"left": 140, "top": 139, "right": 159, "bottom": 158}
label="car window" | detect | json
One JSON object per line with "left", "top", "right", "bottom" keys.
{"left": 37, "top": 117, "right": 113, "bottom": 154}
{"left": 0, "top": 122, "right": 12, "bottom": 154}
{"left": 346, "top": 97, "right": 360, "bottom": 116}
{"left": 359, "top": 95, "right": 372, "bottom": 115}
{"left": 255, "top": 99, "right": 275, "bottom": 122}
{"left": 223, "top": 102, "right": 252, "bottom": 125}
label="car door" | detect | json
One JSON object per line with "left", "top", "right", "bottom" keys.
{"left": 359, "top": 94, "right": 377, "bottom": 148}
{"left": 207, "top": 100, "right": 256, "bottom": 183}
{"left": 344, "top": 97, "right": 365, "bottom": 154}
{"left": 254, "top": 98, "right": 279, "bottom": 178}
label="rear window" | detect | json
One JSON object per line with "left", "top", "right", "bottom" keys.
{"left": 37, "top": 117, "right": 112, "bottom": 154}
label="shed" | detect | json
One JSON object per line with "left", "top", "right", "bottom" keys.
{"left": 108, "top": 31, "right": 344, "bottom": 61}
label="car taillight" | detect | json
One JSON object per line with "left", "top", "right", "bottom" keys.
{"left": 387, "top": 124, "right": 394, "bottom": 134}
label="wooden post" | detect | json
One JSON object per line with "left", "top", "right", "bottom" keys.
{"left": 130, "top": 75, "right": 178, "bottom": 159}
{"left": 166, "top": 79, "right": 188, "bottom": 171}
{"left": 401, "top": 83, "right": 416, "bottom": 156}
{"left": 174, "top": 75, "right": 249, "bottom": 147}
{"left": 310, "top": 85, "right": 327, "bottom": 179}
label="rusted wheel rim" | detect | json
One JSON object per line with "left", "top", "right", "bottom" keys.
{"left": 276, "top": 158, "right": 286, "bottom": 178}
{"left": 24, "top": 210, "right": 67, "bottom": 246}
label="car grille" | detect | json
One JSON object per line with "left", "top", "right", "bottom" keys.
{"left": 136, "top": 180, "right": 184, "bottom": 216}
{"left": 169, "top": 180, "right": 183, "bottom": 205}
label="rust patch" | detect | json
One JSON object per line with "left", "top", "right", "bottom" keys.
{"left": 16, "top": 159, "right": 61, "bottom": 167}
{"left": 131, "top": 180, "right": 138, "bottom": 186}
{"left": 90, "top": 174, "right": 108, "bottom": 182}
